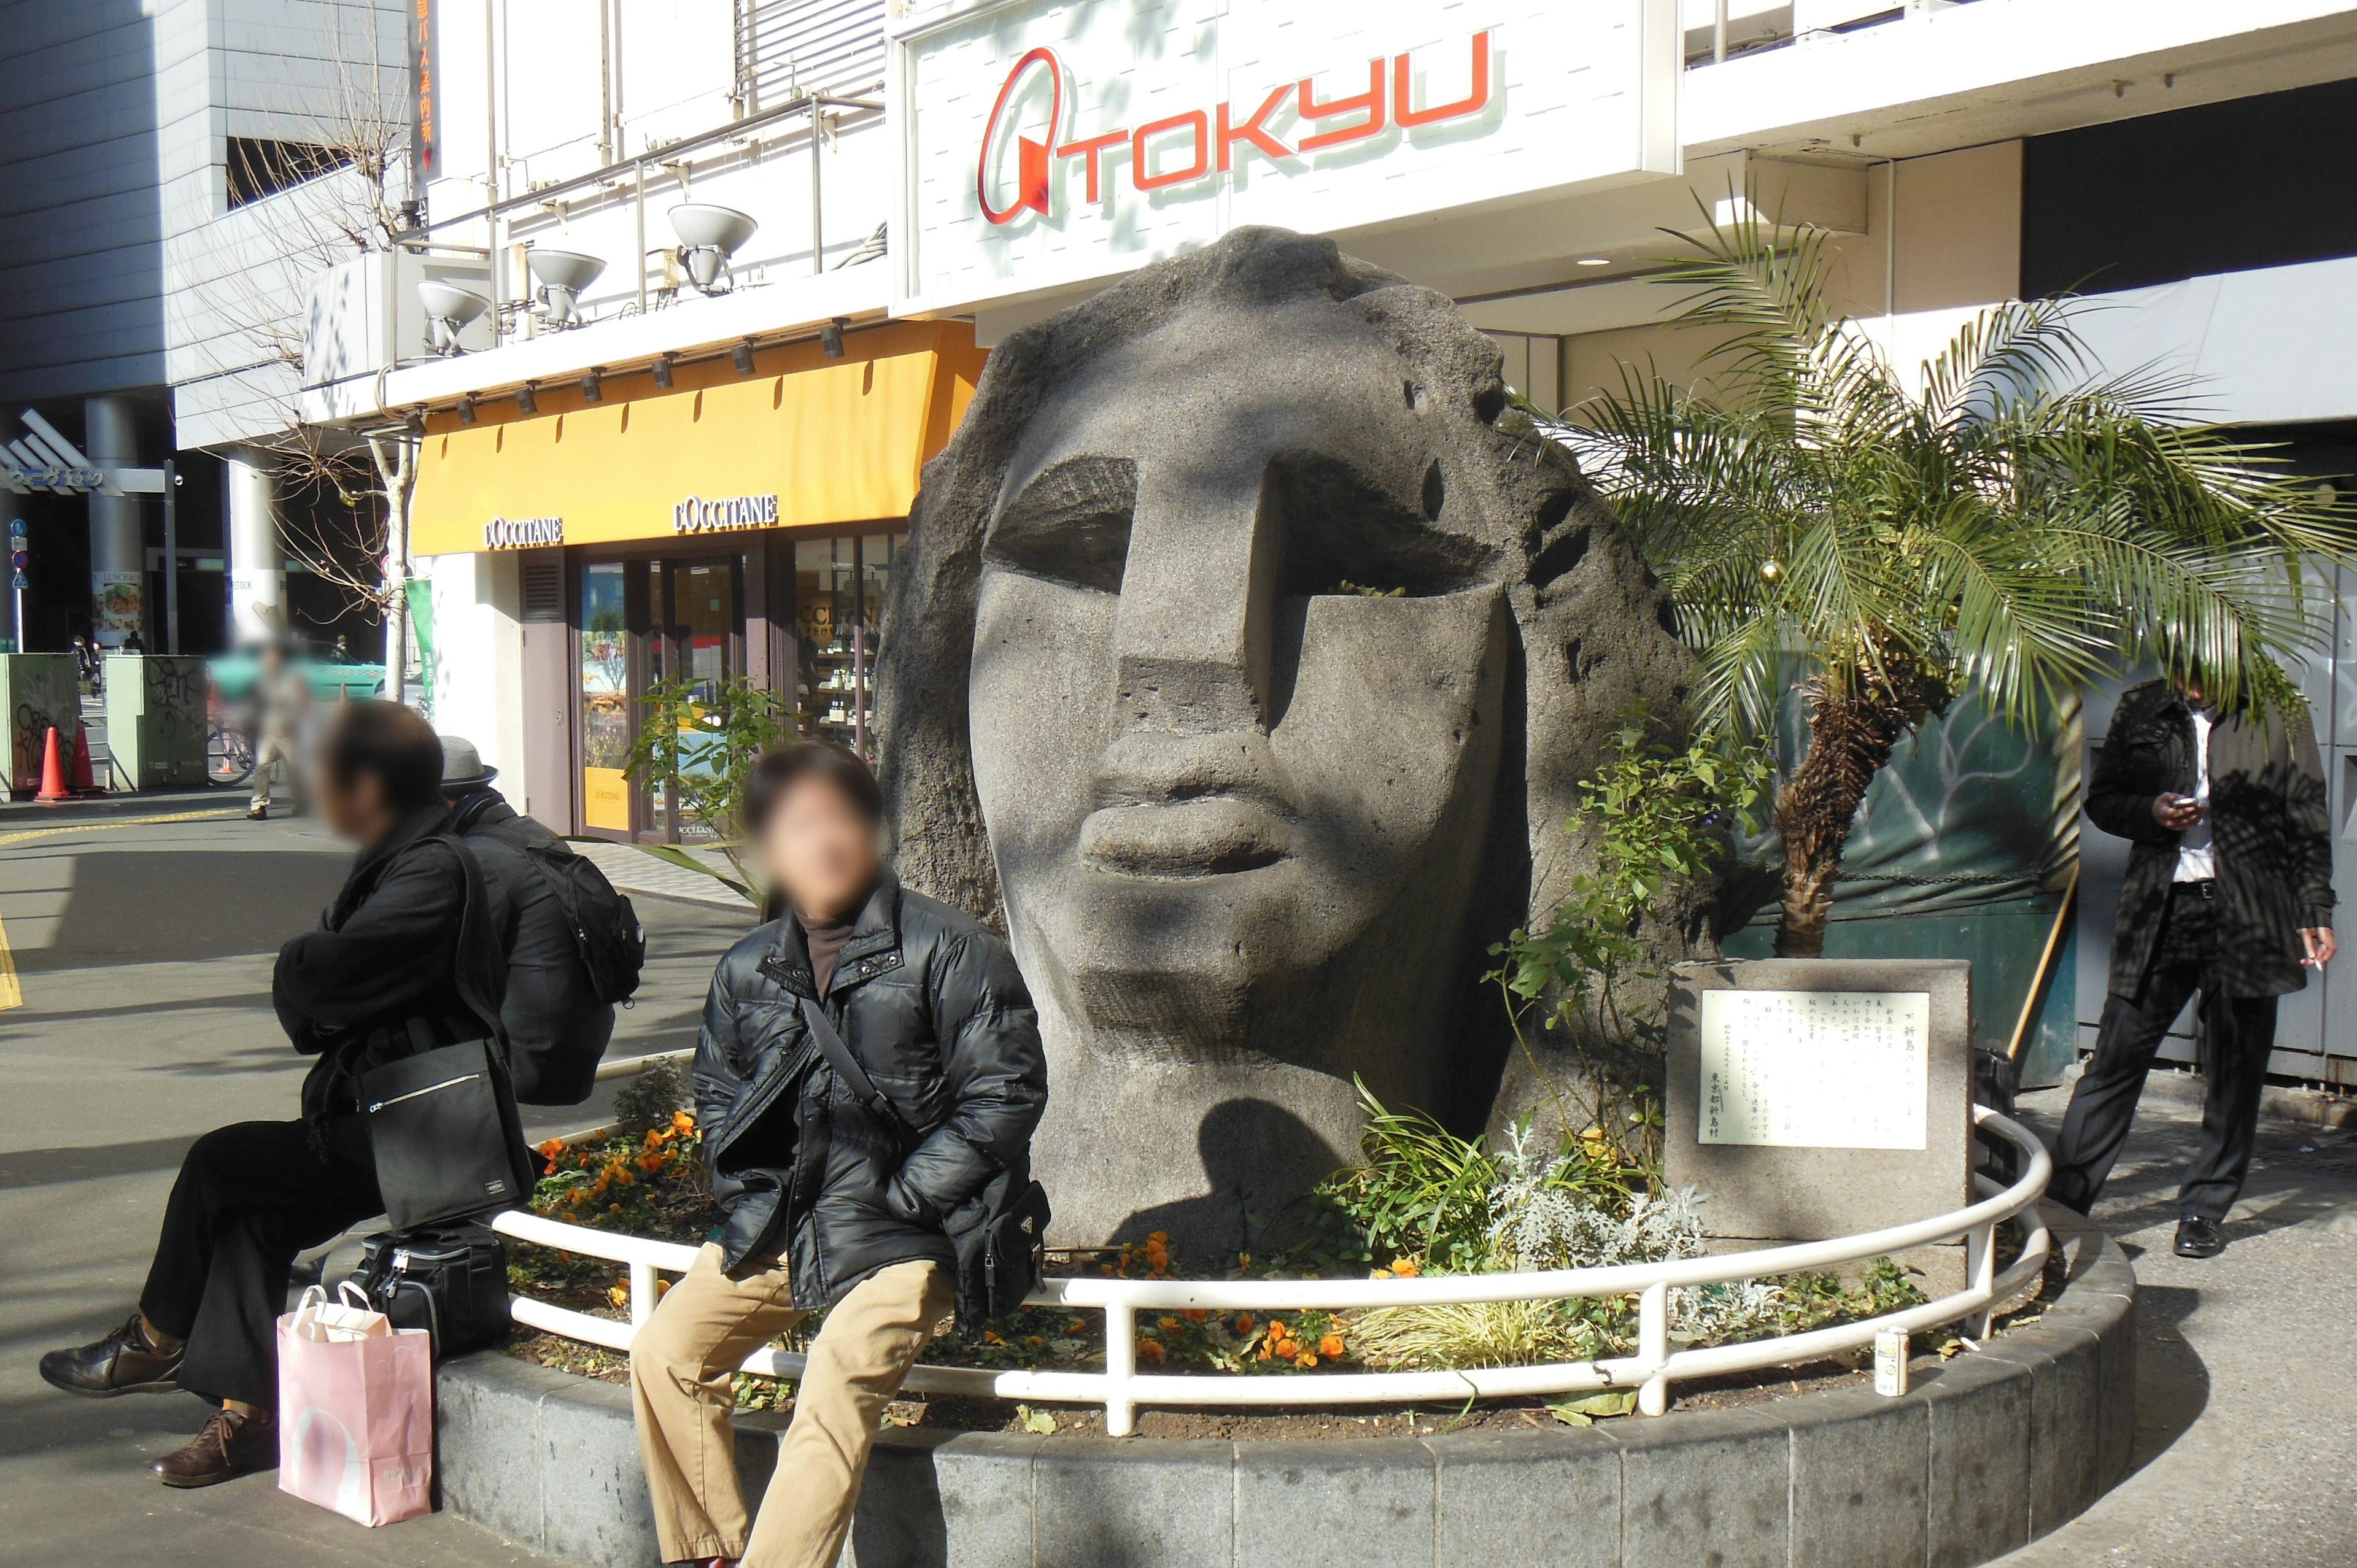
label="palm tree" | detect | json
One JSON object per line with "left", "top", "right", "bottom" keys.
{"left": 1558, "top": 206, "right": 2352, "bottom": 957}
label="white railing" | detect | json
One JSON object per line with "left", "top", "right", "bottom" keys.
{"left": 496, "top": 1105, "right": 2051, "bottom": 1437}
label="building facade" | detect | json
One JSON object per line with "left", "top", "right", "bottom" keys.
{"left": 301, "top": 0, "right": 2357, "bottom": 1083}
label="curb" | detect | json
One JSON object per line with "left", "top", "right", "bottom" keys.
{"left": 437, "top": 1205, "right": 2134, "bottom": 1568}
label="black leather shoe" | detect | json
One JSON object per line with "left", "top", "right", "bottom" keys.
{"left": 39, "top": 1313, "right": 183, "bottom": 1397}
{"left": 152, "top": 1407, "right": 276, "bottom": 1488}
{"left": 2174, "top": 1216, "right": 2226, "bottom": 1259}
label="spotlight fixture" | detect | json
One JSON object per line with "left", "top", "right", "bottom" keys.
{"left": 668, "top": 204, "right": 760, "bottom": 294}
{"left": 819, "top": 317, "right": 846, "bottom": 358}
{"left": 526, "top": 247, "right": 607, "bottom": 326}
{"left": 581, "top": 368, "right": 603, "bottom": 404}
{"left": 417, "top": 279, "right": 492, "bottom": 355}
{"left": 516, "top": 382, "right": 538, "bottom": 415}
{"left": 1576, "top": 257, "right": 1611, "bottom": 267}
{"left": 731, "top": 340, "right": 757, "bottom": 376}
{"left": 457, "top": 395, "right": 477, "bottom": 426}
{"left": 652, "top": 352, "right": 675, "bottom": 390}
{"left": 404, "top": 410, "right": 426, "bottom": 437}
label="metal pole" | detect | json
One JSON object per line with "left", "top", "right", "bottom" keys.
{"left": 635, "top": 160, "right": 648, "bottom": 312}
{"left": 485, "top": 0, "right": 501, "bottom": 341}
{"left": 809, "top": 96, "right": 824, "bottom": 276}
{"left": 1714, "top": 0, "right": 1728, "bottom": 63}
{"left": 161, "top": 458, "right": 180, "bottom": 654}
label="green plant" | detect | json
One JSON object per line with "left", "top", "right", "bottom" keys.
{"left": 1560, "top": 194, "right": 2355, "bottom": 956}
{"left": 1309, "top": 1083, "right": 1502, "bottom": 1276}
{"left": 1488, "top": 719, "right": 1769, "bottom": 1162}
{"left": 620, "top": 674, "right": 789, "bottom": 897}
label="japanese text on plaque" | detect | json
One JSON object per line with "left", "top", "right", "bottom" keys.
{"left": 1698, "top": 990, "right": 1929, "bottom": 1150}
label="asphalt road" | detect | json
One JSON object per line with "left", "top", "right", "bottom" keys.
{"left": 2, "top": 800, "right": 2352, "bottom": 1565}
{"left": 0, "top": 797, "right": 754, "bottom": 1567}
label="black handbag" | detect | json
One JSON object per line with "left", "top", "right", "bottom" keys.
{"left": 344, "top": 1221, "right": 511, "bottom": 1360}
{"left": 361, "top": 1036, "right": 535, "bottom": 1229}
{"left": 797, "top": 997, "right": 1051, "bottom": 1329}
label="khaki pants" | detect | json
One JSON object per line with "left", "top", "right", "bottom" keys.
{"left": 631, "top": 1245, "right": 954, "bottom": 1568}
{"left": 249, "top": 730, "right": 300, "bottom": 812}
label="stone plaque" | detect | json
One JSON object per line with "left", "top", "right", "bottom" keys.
{"left": 1666, "top": 959, "right": 1972, "bottom": 1246}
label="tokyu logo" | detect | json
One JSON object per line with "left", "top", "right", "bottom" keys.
{"left": 976, "top": 31, "right": 1493, "bottom": 226}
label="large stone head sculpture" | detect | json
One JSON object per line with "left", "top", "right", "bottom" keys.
{"left": 878, "top": 227, "right": 1687, "bottom": 1249}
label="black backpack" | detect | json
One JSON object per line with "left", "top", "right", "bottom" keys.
{"left": 343, "top": 1222, "right": 511, "bottom": 1361}
{"left": 495, "top": 825, "right": 646, "bottom": 1006}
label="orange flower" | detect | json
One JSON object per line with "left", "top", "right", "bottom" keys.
{"left": 1295, "top": 1353, "right": 1317, "bottom": 1370}
{"left": 671, "top": 1110, "right": 695, "bottom": 1132}
{"left": 1272, "top": 1338, "right": 1299, "bottom": 1360}
{"left": 1138, "top": 1340, "right": 1166, "bottom": 1364}
{"left": 1233, "top": 1314, "right": 1255, "bottom": 1335}
{"left": 1159, "top": 1316, "right": 1183, "bottom": 1332}
{"left": 643, "top": 1129, "right": 664, "bottom": 1151}
{"left": 1025, "top": 1335, "right": 1047, "bottom": 1348}
{"left": 608, "top": 1284, "right": 629, "bottom": 1310}
{"left": 1182, "top": 1308, "right": 1207, "bottom": 1323}
{"left": 1267, "top": 1319, "right": 1288, "bottom": 1340}
{"left": 608, "top": 1202, "right": 623, "bottom": 1215}
{"left": 1389, "top": 1258, "right": 1420, "bottom": 1278}
{"left": 1068, "top": 1319, "right": 1089, "bottom": 1335}
{"left": 1318, "top": 1334, "right": 1345, "bottom": 1359}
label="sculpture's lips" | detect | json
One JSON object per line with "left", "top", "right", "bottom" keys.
{"left": 1078, "top": 798, "right": 1291, "bottom": 878}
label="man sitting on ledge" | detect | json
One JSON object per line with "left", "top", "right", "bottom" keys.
{"left": 633, "top": 740, "right": 1046, "bottom": 1568}
{"left": 36, "top": 701, "right": 503, "bottom": 1486}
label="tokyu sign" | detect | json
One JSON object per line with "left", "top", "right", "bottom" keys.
{"left": 891, "top": 0, "right": 1679, "bottom": 316}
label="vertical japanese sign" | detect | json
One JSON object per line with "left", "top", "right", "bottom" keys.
{"left": 410, "top": 0, "right": 440, "bottom": 185}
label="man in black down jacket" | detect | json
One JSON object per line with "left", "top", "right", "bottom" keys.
{"left": 2049, "top": 674, "right": 2337, "bottom": 1258}
{"left": 37, "top": 701, "right": 505, "bottom": 1487}
{"left": 630, "top": 741, "right": 1045, "bottom": 1568}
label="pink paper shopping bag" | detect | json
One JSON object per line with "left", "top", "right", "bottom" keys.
{"left": 276, "top": 1288, "right": 435, "bottom": 1526}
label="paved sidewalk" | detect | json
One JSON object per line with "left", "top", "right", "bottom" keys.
{"left": 2001, "top": 1083, "right": 2357, "bottom": 1567}
{"left": 0, "top": 804, "right": 754, "bottom": 1566}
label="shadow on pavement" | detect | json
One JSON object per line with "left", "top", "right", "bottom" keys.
{"left": 2117, "top": 1283, "right": 2210, "bottom": 1478}
{"left": 13, "top": 850, "right": 347, "bottom": 972}
{"left": 0, "top": 1133, "right": 195, "bottom": 1190}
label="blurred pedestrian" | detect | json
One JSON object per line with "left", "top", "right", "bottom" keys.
{"left": 247, "top": 640, "right": 308, "bottom": 821}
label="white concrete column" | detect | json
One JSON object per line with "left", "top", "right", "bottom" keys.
{"left": 83, "top": 396, "right": 144, "bottom": 647}
{"left": 225, "top": 447, "right": 287, "bottom": 643}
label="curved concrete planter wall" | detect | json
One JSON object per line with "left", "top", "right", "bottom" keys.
{"left": 438, "top": 1207, "right": 2133, "bottom": 1568}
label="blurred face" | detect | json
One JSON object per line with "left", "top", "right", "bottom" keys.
{"left": 761, "top": 777, "right": 883, "bottom": 919}
{"left": 312, "top": 759, "right": 390, "bottom": 844}
{"left": 967, "top": 295, "right": 1511, "bottom": 1084}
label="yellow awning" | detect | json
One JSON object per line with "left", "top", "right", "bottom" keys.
{"left": 411, "top": 320, "right": 986, "bottom": 555}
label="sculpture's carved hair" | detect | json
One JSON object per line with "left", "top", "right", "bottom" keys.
{"left": 876, "top": 228, "right": 1688, "bottom": 1092}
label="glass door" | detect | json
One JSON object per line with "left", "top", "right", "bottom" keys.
{"left": 575, "top": 552, "right": 743, "bottom": 843}
{"left": 794, "top": 531, "right": 901, "bottom": 762}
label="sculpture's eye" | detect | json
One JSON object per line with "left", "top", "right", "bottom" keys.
{"left": 985, "top": 456, "right": 1136, "bottom": 595}
{"left": 1260, "top": 451, "right": 1493, "bottom": 600}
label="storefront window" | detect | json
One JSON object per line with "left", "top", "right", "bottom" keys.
{"left": 579, "top": 562, "right": 631, "bottom": 832}
{"left": 793, "top": 531, "right": 903, "bottom": 760}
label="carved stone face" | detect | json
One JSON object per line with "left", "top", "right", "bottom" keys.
{"left": 966, "top": 293, "right": 1514, "bottom": 1240}
{"left": 880, "top": 228, "right": 1688, "bottom": 1253}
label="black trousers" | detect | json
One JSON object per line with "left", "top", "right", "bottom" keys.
{"left": 139, "top": 1117, "right": 382, "bottom": 1407}
{"left": 2048, "top": 884, "right": 2279, "bottom": 1222}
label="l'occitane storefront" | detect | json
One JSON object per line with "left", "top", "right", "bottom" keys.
{"left": 411, "top": 320, "right": 986, "bottom": 840}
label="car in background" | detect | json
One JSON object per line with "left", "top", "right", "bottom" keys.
{"left": 205, "top": 639, "right": 387, "bottom": 785}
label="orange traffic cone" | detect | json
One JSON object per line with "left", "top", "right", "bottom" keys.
{"left": 34, "top": 727, "right": 68, "bottom": 803}
{"left": 67, "top": 720, "right": 98, "bottom": 794}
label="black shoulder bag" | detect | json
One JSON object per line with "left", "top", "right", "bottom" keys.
{"left": 360, "top": 833, "right": 534, "bottom": 1230}
{"left": 797, "top": 997, "right": 1051, "bottom": 1330}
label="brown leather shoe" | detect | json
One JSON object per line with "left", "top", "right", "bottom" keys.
{"left": 152, "top": 1407, "right": 276, "bottom": 1488}
{"left": 39, "top": 1313, "right": 183, "bottom": 1397}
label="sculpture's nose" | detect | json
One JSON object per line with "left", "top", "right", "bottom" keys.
{"left": 1106, "top": 464, "right": 1278, "bottom": 741}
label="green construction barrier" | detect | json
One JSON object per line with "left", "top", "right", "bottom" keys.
{"left": 1726, "top": 689, "right": 2083, "bottom": 1088}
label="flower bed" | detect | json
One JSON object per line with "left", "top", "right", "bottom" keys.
{"left": 503, "top": 1067, "right": 2029, "bottom": 1433}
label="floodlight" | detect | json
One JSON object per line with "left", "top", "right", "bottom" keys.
{"left": 516, "top": 382, "right": 538, "bottom": 415}
{"left": 820, "top": 318, "right": 846, "bottom": 358}
{"left": 732, "top": 340, "right": 757, "bottom": 376}
{"left": 652, "top": 353, "right": 675, "bottom": 390}
{"left": 669, "top": 204, "right": 759, "bottom": 293}
{"left": 581, "top": 369, "right": 603, "bottom": 404}
{"left": 527, "top": 248, "right": 606, "bottom": 326}
{"left": 457, "top": 395, "right": 478, "bottom": 426}
{"left": 418, "top": 280, "right": 492, "bottom": 356}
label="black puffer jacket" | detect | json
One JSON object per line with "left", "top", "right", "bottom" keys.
{"left": 692, "top": 872, "right": 1046, "bottom": 1316}
{"left": 2089, "top": 681, "right": 2334, "bottom": 999}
